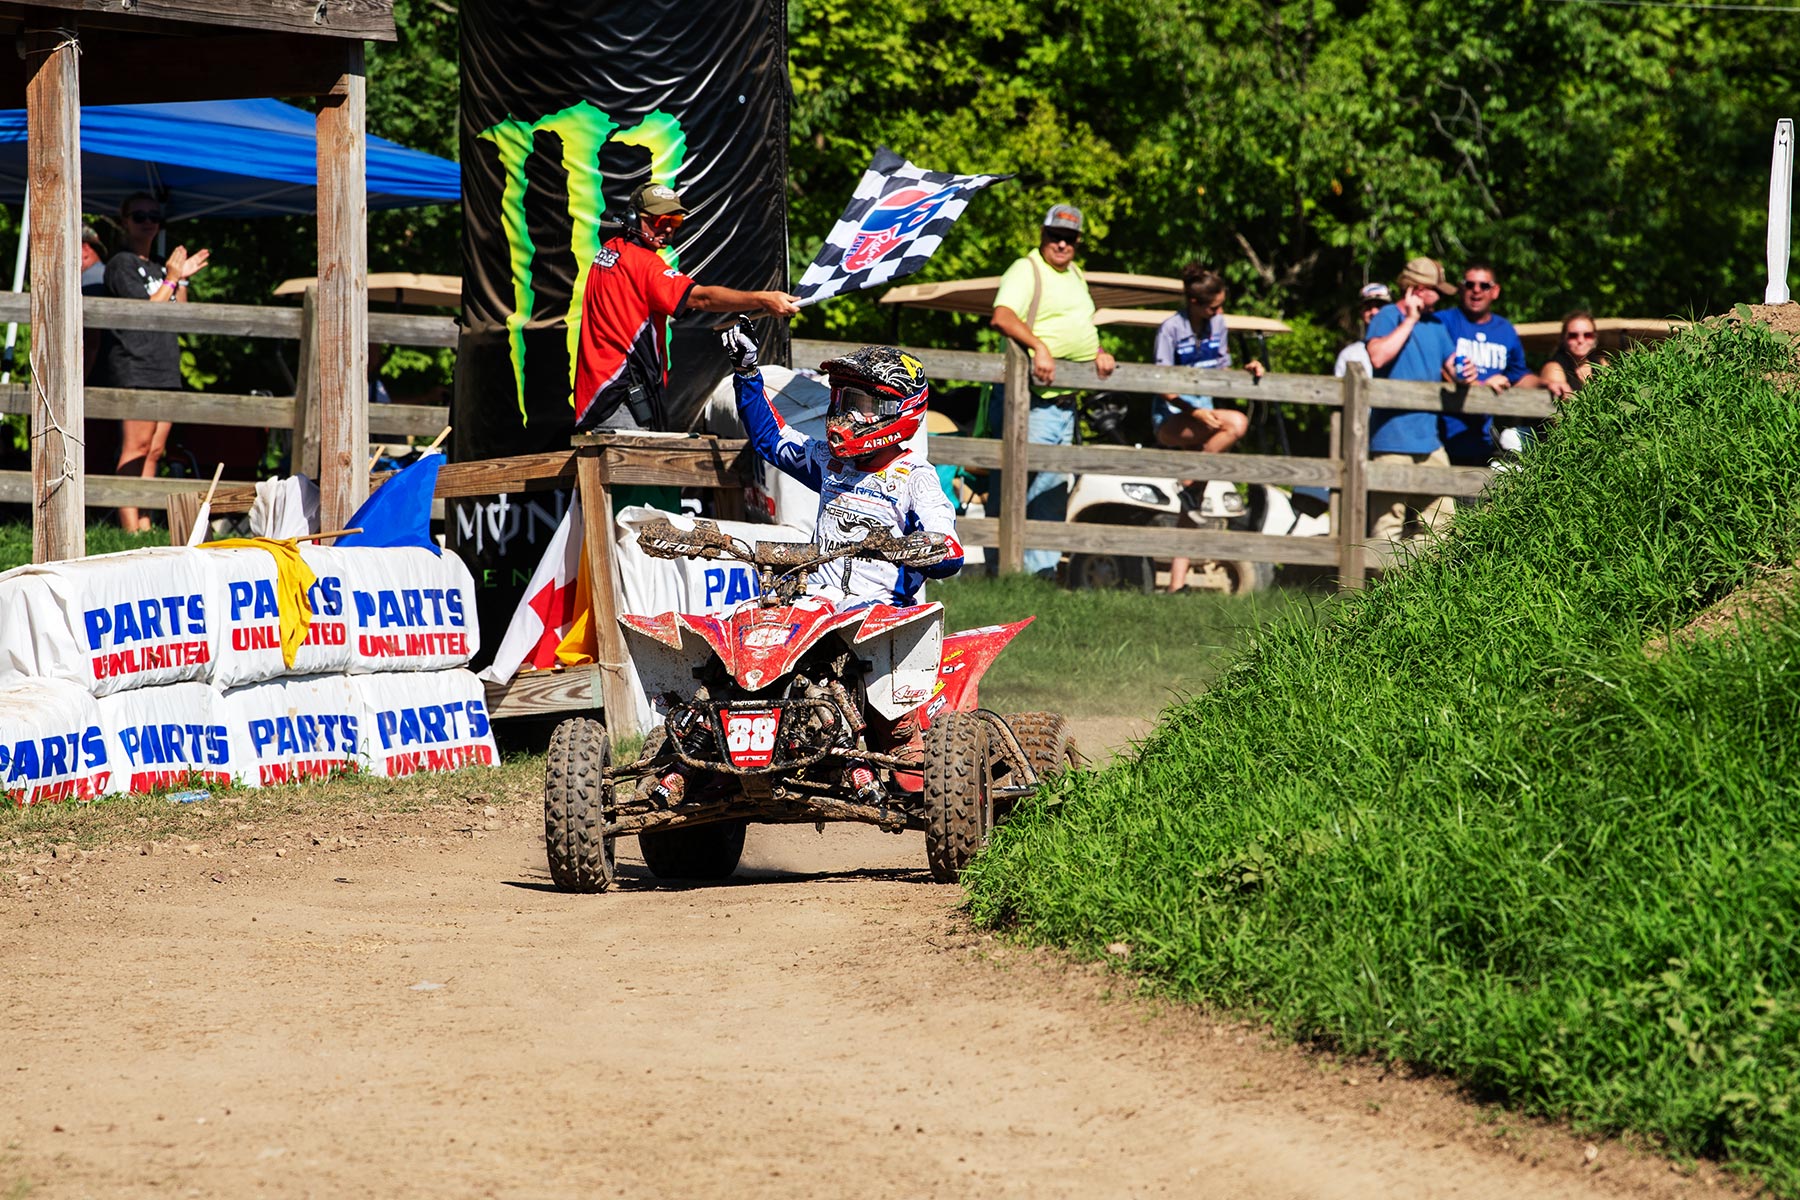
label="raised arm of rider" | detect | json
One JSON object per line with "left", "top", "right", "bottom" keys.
{"left": 687, "top": 285, "right": 801, "bottom": 316}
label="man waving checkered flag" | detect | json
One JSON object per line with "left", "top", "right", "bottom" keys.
{"left": 794, "top": 147, "right": 1011, "bottom": 307}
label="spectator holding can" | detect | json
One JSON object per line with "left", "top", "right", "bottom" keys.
{"left": 1436, "top": 260, "right": 1538, "bottom": 463}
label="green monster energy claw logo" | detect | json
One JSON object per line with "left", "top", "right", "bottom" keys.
{"left": 478, "top": 103, "right": 688, "bottom": 423}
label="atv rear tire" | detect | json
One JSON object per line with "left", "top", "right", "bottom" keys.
{"left": 924, "top": 711, "right": 994, "bottom": 883}
{"left": 543, "top": 718, "right": 615, "bottom": 893}
{"left": 638, "top": 820, "right": 747, "bottom": 881}
{"left": 998, "top": 711, "right": 1079, "bottom": 823}
{"left": 1007, "top": 711, "right": 1080, "bottom": 779}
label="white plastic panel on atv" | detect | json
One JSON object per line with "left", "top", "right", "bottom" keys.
{"left": 854, "top": 604, "right": 943, "bottom": 720}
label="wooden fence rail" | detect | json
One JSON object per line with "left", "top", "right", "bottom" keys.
{"left": 0, "top": 293, "right": 456, "bottom": 518}
{"left": 797, "top": 336, "right": 1557, "bottom": 589}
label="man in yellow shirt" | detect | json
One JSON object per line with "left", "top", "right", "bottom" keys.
{"left": 989, "top": 204, "right": 1116, "bottom": 577}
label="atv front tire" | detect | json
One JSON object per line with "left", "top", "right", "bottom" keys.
{"left": 924, "top": 711, "right": 994, "bottom": 883}
{"left": 544, "top": 718, "right": 615, "bottom": 893}
{"left": 638, "top": 820, "right": 747, "bottom": 881}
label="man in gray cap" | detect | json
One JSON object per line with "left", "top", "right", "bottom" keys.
{"left": 1333, "top": 281, "right": 1390, "bottom": 378}
{"left": 989, "top": 203, "right": 1115, "bottom": 578}
{"left": 573, "top": 181, "right": 798, "bottom": 432}
{"left": 1363, "top": 256, "right": 1458, "bottom": 541}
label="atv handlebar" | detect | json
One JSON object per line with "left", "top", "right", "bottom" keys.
{"left": 635, "top": 516, "right": 919, "bottom": 572}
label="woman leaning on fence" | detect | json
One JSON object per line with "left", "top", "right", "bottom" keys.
{"left": 93, "top": 191, "right": 211, "bottom": 533}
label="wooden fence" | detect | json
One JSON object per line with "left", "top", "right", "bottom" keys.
{"left": 795, "top": 338, "right": 1556, "bottom": 588}
{"left": 0, "top": 292, "right": 454, "bottom": 511}
{"left": 0, "top": 297, "right": 1555, "bottom": 592}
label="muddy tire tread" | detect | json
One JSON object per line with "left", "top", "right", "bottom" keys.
{"left": 638, "top": 820, "right": 748, "bottom": 881}
{"left": 924, "top": 711, "right": 991, "bottom": 883}
{"left": 543, "top": 718, "right": 615, "bottom": 893}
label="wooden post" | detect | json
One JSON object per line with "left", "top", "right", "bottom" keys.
{"left": 24, "top": 21, "right": 82, "bottom": 564}
{"left": 1326, "top": 411, "right": 1342, "bottom": 539}
{"left": 576, "top": 449, "right": 640, "bottom": 742}
{"left": 290, "top": 284, "right": 322, "bottom": 479}
{"left": 997, "top": 340, "right": 1031, "bottom": 575}
{"left": 165, "top": 492, "right": 200, "bottom": 547}
{"left": 1338, "top": 365, "right": 1370, "bottom": 589}
{"left": 314, "top": 43, "right": 369, "bottom": 531}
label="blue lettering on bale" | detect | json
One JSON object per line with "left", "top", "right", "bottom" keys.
{"left": 0, "top": 726, "right": 108, "bottom": 783}
{"left": 307, "top": 575, "right": 343, "bottom": 617}
{"left": 375, "top": 700, "right": 488, "bottom": 750}
{"left": 228, "top": 579, "right": 280, "bottom": 622}
{"left": 119, "top": 723, "right": 230, "bottom": 766}
{"left": 248, "top": 713, "right": 358, "bottom": 756}
{"left": 352, "top": 588, "right": 463, "bottom": 630}
{"left": 82, "top": 595, "right": 207, "bottom": 649}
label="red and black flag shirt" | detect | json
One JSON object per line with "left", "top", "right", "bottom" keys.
{"left": 572, "top": 236, "right": 696, "bottom": 428}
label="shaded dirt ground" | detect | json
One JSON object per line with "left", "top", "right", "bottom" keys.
{"left": 0, "top": 724, "right": 1742, "bottom": 1199}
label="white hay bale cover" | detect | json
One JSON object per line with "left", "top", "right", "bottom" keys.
{"left": 0, "top": 548, "right": 217, "bottom": 695}
{"left": 97, "top": 682, "right": 255, "bottom": 794}
{"left": 205, "top": 547, "right": 356, "bottom": 687}
{"left": 350, "top": 670, "right": 497, "bottom": 779}
{"left": 219, "top": 675, "right": 364, "bottom": 788}
{"left": 308, "top": 547, "right": 479, "bottom": 673}
{"left": 0, "top": 679, "right": 115, "bottom": 806}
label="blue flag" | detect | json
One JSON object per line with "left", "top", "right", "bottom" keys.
{"left": 336, "top": 452, "right": 443, "bottom": 553}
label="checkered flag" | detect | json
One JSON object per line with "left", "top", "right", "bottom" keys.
{"left": 794, "top": 147, "right": 1011, "bottom": 307}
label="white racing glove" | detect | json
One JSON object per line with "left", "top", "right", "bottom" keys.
{"left": 720, "top": 317, "right": 759, "bottom": 375}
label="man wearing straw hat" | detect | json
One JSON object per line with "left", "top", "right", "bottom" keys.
{"left": 1363, "top": 256, "right": 1458, "bottom": 543}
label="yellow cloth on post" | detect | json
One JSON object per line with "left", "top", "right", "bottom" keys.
{"left": 204, "top": 538, "right": 317, "bottom": 668}
{"left": 553, "top": 536, "right": 597, "bottom": 666}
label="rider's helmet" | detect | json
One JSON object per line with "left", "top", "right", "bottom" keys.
{"left": 819, "top": 345, "right": 929, "bottom": 461}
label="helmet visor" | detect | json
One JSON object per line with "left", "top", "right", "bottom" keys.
{"left": 828, "top": 385, "right": 900, "bottom": 428}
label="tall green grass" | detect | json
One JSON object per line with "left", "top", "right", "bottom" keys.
{"left": 931, "top": 573, "right": 1312, "bottom": 717}
{"left": 0, "top": 523, "right": 164, "bottom": 572}
{"left": 965, "top": 317, "right": 1800, "bottom": 1188}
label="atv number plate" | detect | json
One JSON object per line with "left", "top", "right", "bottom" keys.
{"left": 721, "top": 707, "right": 781, "bottom": 769}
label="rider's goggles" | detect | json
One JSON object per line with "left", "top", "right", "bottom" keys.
{"left": 649, "top": 213, "right": 685, "bottom": 234}
{"left": 828, "top": 385, "right": 902, "bottom": 427}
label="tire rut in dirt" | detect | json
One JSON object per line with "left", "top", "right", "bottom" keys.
{"left": 543, "top": 717, "right": 616, "bottom": 893}
{"left": 638, "top": 819, "right": 748, "bottom": 881}
{"left": 924, "top": 711, "right": 993, "bottom": 883}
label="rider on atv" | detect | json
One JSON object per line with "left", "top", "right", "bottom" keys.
{"left": 721, "top": 320, "right": 965, "bottom": 608}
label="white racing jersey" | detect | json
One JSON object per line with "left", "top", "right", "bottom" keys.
{"left": 734, "top": 370, "right": 964, "bottom": 607}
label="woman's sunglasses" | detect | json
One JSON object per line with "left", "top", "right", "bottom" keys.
{"left": 1566, "top": 330, "right": 1597, "bottom": 341}
{"left": 128, "top": 209, "right": 163, "bottom": 224}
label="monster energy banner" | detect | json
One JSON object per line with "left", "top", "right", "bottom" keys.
{"left": 454, "top": 0, "right": 789, "bottom": 661}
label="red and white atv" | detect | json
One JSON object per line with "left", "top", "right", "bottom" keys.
{"left": 543, "top": 516, "right": 1077, "bottom": 891}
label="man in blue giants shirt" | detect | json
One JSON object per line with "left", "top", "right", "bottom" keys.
{"left": 1437, "top": 260, "right": 1540, "bottom": 464}
{"left": 1364, "top": 256, "right": 1458, "bottom": 542}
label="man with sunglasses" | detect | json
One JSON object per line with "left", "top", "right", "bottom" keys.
{"left": 95, "top": 191, "right": 209, "bottom": 532}
{"left": 1437, "top": 260, "right": 1538, "bottom": 464}
{"left": 989, "top": 204, "right": 1116, "bottom": 578}
{"left": 573, "top": 182, "right": 798, "bottom": 434}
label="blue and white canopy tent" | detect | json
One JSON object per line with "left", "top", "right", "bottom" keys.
{"left": 0, "top": 97, "right": 459, "bottom": 219}
{"left": 0, "top": 97, "right": 460, "bottom": 371}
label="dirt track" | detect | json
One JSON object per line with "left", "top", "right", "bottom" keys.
{"left": 1, "top": 741, "right": 1736, "bottom": 1199}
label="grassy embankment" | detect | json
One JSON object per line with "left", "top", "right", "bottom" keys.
{"left": 965, "top": 315, "right": 1800, "bottom": 1189}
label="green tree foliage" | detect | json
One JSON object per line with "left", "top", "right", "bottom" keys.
{"left": 788, "top": 0, "right": 1800, "bottom": 369}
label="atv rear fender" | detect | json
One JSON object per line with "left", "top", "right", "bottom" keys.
{"left": 919, "top": 617, "right": 1034, "bottom": 728}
